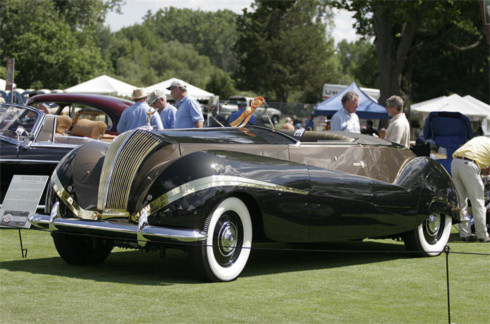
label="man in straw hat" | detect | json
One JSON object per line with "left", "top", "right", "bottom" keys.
{"left": 147, "top": 89, "right": 177, "bottom": 129}
{"left": 117, "top": 88, "right": 163, "bottom": 133}
{"left": 167, "top": 80, "right": 204, "bottom": 128}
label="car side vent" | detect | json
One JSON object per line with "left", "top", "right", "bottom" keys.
{"left": 97, "top": 130, "right": 163, "bottom": 212}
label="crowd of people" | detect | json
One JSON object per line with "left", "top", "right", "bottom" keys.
{"left": 118, "top": 80, "right": 204, "bottom": 133}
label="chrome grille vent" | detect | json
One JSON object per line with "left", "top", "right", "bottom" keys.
{"left": 97, "top": 130, "right": 163, "bottom": 211}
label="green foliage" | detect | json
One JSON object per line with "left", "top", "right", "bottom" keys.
{"left": 236, "top": 0, "right": 337, "bottom": 103}
{"left": 143, "top": 7, "right": 239, "bottom": 72}
{"left": 333, "top": 0, "right": 488, "bottom": 104}
{"left": 0, "top": 0, "right": 486, "bottom": 105}
{"left": 0, "top": 0, "right": 119, "bottom": 89}
{"left": 409, "top": 1, "right": 489, "bottom": 103}
{"left": 206, "top": 70, "right": 237, "bottom": 99}
{"left": 336, "top": 39, "right": 377, "bottom": 88}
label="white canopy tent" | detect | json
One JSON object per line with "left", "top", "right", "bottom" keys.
{"left": 411, "top": 94, "right": 490, "bottom": 135}
{"left": 64, "top": 75, "right": 137, "bottom": 97}
{"left": 0, "top": 78, "right": 17, "bottom": 90}
{"left": 145, "top": 78, "right": 215, "bottom": 101}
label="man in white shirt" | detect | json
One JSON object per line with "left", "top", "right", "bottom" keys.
{"left": 330, "top": 91, "right": 360, "bottom": 133}
{"left": 385, "top": 95, "right": 410, "bottom": 148}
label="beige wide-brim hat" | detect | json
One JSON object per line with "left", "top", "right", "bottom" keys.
{"left": 132, "top": 88, "right": 147, "bottom": 100}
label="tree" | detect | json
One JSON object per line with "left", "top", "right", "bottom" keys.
{"left": 336, "top": 39, "right": 377, "bottom": 88}
{"left": 206, "top": 70, "right": 237, "bottom": 99}
{"left": 236, "top": 0, "right": 336, "bottom": 102}
{"left": 0, "top": 0, "right": 122, "bottom": 89}
{"left": 142, "top": 8, "right": 239, "bottom": 72}
{"left": 10, "top": 19, "right": 108, "bottom": 89}
{"left": 336, "top": 0, "right": 486, "bottom": 106}
{"left": 53, "top": 0, "right": 123, "bottom": 31}
{"left": 409, "top": 2, "right": 489, "bottom": 103}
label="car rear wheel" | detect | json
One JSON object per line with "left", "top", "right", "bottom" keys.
{"left": 403, "top": 212, "right": 452, "bottom": 256}
{"left": 191, "top": 197, "right": 252, "bottom": 282}
{"left": 51, "top": 232, "right": 114, "bottom": 265}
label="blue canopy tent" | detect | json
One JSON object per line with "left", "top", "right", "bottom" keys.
{"left": 314, "top": 82, "right": 389, "bottom": 119}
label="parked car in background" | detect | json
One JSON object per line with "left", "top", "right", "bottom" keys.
{"left": 27, "top": 93, "right": 133, "bottom": 135}
{"left": 0, "top": 103, "right": 106, "bottom": 209}
{"left": 30, "top": 126, "right": 461, "bottom": 282}
{"left": 219, "top": 96, "right": 282, "bottom": 125}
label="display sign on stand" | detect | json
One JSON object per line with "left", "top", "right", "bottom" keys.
{"left": 0, "top": 175, "right": 49, "bottom": 229}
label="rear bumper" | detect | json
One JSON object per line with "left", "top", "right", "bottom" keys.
{"left": 29, "top": 202, "right": 206, "bottom": 246}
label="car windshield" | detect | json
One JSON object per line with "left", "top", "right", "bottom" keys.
{"left": 0, "top": 104, "right": 40, "bottom": 140}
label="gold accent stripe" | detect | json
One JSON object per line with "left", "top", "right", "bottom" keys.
{"left": 51, "top": 173, "right": 101, "bottom": 220}
{"left": 130, "top": 175, "right": 308, "bottom": 222}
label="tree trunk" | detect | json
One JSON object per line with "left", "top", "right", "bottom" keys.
{"left": 372, "top": 2, "right": 428, "bottom": 107}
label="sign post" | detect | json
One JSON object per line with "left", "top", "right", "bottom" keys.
{"left": 6, "top": 58, "right": 15, "bottom": 102}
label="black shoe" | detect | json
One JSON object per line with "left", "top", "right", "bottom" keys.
{"left": 461, "top": 236, "right": 477, "bottom": 242}
{"left": 479, "top": 237, "right": 490, "bottom": 243}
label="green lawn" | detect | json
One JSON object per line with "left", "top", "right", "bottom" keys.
{"left": 1, "top": 227, "right": 489, "bottom": 323}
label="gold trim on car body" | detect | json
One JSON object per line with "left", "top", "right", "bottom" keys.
{"left": 51, "top": 172, "right": 103, "bottom": 220}
{"left": 130, "top": 175, "right": 309, "bottom": 222}
{"left": 52, "top": 171, "right": 308, "bottom": 222}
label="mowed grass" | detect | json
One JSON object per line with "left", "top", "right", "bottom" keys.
{"left": 1, "top": 227, "right": 489, "bottom": 324}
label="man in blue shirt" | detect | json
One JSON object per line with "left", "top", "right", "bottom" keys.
{"left": 117, "top": 88, "right": 163, "bottom": 133}
{"left": 147, "top": 89, "right": 177, "bottom": 129}
{"left": 330, "top": 91, "right": 360, "bottom": 133}
{"left": 228, "top": 101, "right": 256, "bottom": 126}
{"left": 167, "top": 80, "right": 204, "bottom": 128}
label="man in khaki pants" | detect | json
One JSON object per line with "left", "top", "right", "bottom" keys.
{"left": 451, "top": 136, "right": 490, "bottom": 242}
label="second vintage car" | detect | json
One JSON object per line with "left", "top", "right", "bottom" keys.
{"left": 30, "top": 126, "right": 461, "bottom": 282}
{"left": 27, "top": 93, "right": 133, "bottom": 135}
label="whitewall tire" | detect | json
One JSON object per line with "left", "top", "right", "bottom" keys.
{"left": 192, "top": 197, "right": 252, "bottom": 282}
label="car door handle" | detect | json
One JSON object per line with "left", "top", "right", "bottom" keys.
{"left": 353, "top": 161, "right": 365, "bottom": 168}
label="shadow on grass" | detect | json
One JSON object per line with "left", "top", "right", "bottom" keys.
{"left": 448, "top": 232, "right": 464, "bottom": 243}
{"left": 1, "top": 239, "right": 412, "bottom": 284}
{"left": 243, "top": 240, "right": 410, "bottom": 278}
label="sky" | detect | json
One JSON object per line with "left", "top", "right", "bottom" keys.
{"left": 105, "top": 0, "right": 360, "bottom": 44}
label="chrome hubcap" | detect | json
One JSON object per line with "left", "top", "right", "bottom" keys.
{"left": 217, "top": 221, "right": 238, "bottom": 257}
{"left": 426, "top": 214, "right": 441, "bottom": 236}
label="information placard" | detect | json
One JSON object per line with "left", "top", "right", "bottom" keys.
{"left": 0, "top": 175, "right": 49, "bottom": 228}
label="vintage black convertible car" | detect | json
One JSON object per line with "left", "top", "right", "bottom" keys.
{"left": 30, "top": 126, "right": 461, "bottom": 282}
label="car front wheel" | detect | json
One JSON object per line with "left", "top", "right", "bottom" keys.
{"left": 403, "top": 212, "right": 452, "bottom": 256}
{"left": 191, "top": 197, "right": 252, "bottom": 282}
{"left": 51, "top": 232, "right": 114, "bottom": 265}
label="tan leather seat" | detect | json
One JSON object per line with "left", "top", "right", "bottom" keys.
{"left": 56, "top": 116, "right": 73, "bottom": 135}
{"left": 70, "top": 119, "right": 108, "bottom": 139}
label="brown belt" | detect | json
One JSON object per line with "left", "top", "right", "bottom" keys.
{"left": 455, "top": 156, "right": 477, "bottom": 164}
{"left": 455, "top": 156, "right": 480, "bottom": 170}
